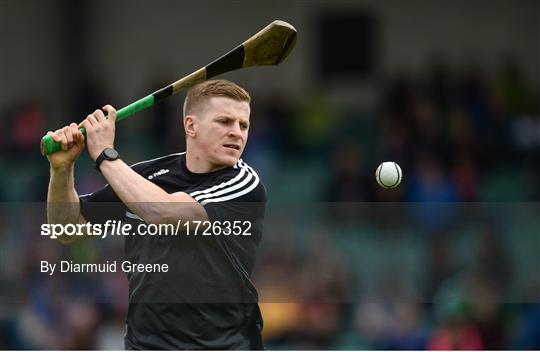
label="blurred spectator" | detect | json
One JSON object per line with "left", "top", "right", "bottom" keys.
{"left": 427, "top": 316, "right": 484, "bottom": 350}
{"left": 12, "top": 102, "right": 46, "bottom": 153}
{"left": 425, "top": 233, "right": 456, "bottom": 302}
{"left": 293, "top": 91, "right": 339, "bottom": 155}
{"left": 325, "top": 141, "right": 374, "bottom": 202}
{"left": 513, "top": 303, "right": 540, "bottom": 349}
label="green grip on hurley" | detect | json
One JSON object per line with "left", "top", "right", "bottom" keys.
{"left": 40, "top": 95, "right": 155, "bottom": 156}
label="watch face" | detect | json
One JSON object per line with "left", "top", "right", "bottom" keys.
{"left": 104, "top": 148, "right": 119, "bottom": 159}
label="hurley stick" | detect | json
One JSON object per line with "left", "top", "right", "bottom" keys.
{"left": 40, "top": 20, "right": 297, "bottom": 156}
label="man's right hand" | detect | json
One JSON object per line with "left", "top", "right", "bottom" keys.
{"left": 46, "top": 123, "right": 85, "bottom": 169}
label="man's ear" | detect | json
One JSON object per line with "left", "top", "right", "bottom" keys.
{"left": 184, "top": 115, "right": 196, "bottom": 137}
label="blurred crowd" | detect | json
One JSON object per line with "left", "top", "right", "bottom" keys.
{"left": 251, "top": 56, "right": 540, "bottom": 349}
{"left": 1, "top": 54, "right": 540, "bottom": 349}
{"left": 256, "top": 213, "right": 540, "bottom": 349}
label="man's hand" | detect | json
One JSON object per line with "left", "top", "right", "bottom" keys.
{"left": 46, "top": 123, "right": 85, "bottom": 170}
{"left": 80, "top": 105, "right": 117, "bottom": 161}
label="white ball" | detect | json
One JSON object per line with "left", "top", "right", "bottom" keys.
{"left": 375, "top": 161, "right": 402, "bottom": 189}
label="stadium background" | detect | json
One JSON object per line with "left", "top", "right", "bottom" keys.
{"left": 1, "top": 0, "right": 540, "bottom": 349}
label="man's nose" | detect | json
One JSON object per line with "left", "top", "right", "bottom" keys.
{"left": 228, "top": 123, "right": 242, "bottom": 137}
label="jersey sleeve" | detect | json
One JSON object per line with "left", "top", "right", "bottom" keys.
{"left": 195, "top": 172, "right": 267, "bottom": 273}
{"left": 79, "top": 184, "right": 126, "bottom": 223}
{"left": 202, "top": 181, "right": 267, "bottom": 249}
{"left": 202, "top": 182, "right": 267, "bottom": 224}
{"left": 188, "top": 162, "right": 267, "bottom": 227}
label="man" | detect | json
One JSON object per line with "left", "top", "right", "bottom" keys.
{"left": 46, "top": 80, "right": 267, "bottom": 349}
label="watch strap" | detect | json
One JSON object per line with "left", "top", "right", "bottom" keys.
{"left": 94, "top": 148, "right": 119, "bottom": 172}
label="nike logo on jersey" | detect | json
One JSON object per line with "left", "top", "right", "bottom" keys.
{"left": 148, "top": 169, "right": 170, "bottom": 180}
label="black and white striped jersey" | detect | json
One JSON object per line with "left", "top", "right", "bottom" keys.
{"left": 79, "top": 152, "right": 267, "bottom": 350}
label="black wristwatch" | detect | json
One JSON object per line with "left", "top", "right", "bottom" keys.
{"left": 95, "top": 147, "right": 120, "bottom": 171}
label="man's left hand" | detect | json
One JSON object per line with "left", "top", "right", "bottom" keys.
{"left": 80, "top": 105, "right": 117, "bottom": 161}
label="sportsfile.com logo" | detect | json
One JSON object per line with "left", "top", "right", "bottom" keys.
{"left": 148, "top": 169, "right": 169, "bottom": 180}
{"left": 41, "top": 220, "right": 253, "bottom": 239}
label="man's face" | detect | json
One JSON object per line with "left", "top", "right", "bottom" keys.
{"left": 189, "top": 96, "right": 250, "bottom": 168}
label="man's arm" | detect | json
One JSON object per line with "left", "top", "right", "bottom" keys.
{"left": 46, "top": 123, "right": 88, "bottom": 244}
{"left": 47, "top": 166, "right": 85, "bottom": 221}
{"left": 99, "top": 159, "right": 208, "bottom": 224}
{"left": 82, "top": 105, "right": 207, "bottom": 225}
